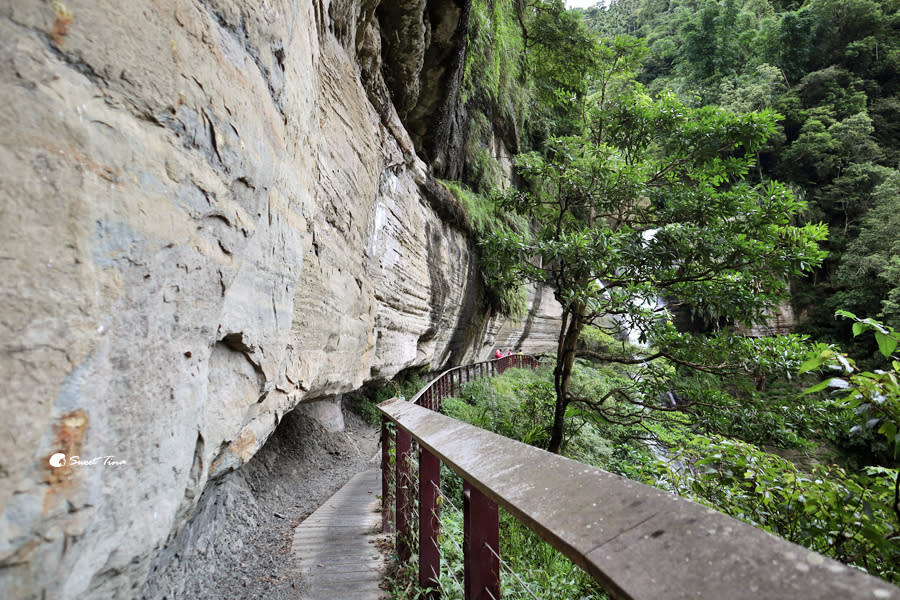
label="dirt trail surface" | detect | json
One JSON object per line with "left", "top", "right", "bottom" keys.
{"left": 141, "top": 404, "right": 382, "bottom": 600}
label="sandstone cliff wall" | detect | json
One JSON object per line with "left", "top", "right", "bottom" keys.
{"left": 0, "top": 1, "right": 559, "bottom": 597}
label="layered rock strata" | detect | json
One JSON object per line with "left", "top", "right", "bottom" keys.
{"left": 0, "top": 1, "right": 559, "bottom": 598}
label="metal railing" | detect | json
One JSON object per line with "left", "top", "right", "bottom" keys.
{"left": 409, "top": 354, "right": 542, "bottom": 412}
{"left": 377, "top": 359, "right": 899, "bottom": 600}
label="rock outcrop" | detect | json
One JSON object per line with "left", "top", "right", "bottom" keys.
{"left": 735, "top": 300, "right": 799, "bottom": 337}
{"left": 0, "top": 1, "right": 559, "bottom": 598}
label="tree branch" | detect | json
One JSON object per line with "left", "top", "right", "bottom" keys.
{"left": 576, "top": 349, "right": 663, "bottom": 364}
{"left": 658, "top": 351, "right": 744, "bottom": 374}
{"left": 893, "top": 469, "right": 900, "bottom": 530}
{"left": 576, "top": 348, "right": 744, "bottom": 375}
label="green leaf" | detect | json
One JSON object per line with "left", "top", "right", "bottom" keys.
{"left": 801, "top": 379, "right": 832, "bottom": 395}
{"left": 874, "top": 331, "right": 898, "bottom": 358}
{"left": 852, "top": 322, "right": 865, "bottom": 337}
{"left": 835, "top": 354, "right": 853, "bottom": 372}
{"left": 798, "top": 356, "right": 825, "bottom": 374}
{"left": 862, "top": 500, "right": 874, "bottom": 521}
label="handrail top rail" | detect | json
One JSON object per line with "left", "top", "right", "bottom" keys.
{"left": 409, "top": 354, "right": 542, "bottom": 405}
{"left": 378, "top": 397, "right": 898, "bottom": 600}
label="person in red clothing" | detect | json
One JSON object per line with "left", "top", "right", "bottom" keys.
{"left": 494, "top": 348, "right": 503, "bottom": 359}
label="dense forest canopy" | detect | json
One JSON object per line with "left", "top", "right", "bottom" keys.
{"left": 577, "top": 0, "right": 900, "bottom": 352}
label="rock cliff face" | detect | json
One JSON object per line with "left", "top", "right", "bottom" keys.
{"left": 0, "top": 1, "right": 559, "bottom": 598}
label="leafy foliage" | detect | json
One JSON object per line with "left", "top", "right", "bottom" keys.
{"left": 443, "top": 367, "right": 560, "bottom": 447}
{"left": 834, "top": 172, "right": 900, "bottom": 331}
{"left": 643, "top": 435, "right": 899, "bottom": 583}
{"left": 462, "top": 0, "right": 530, "bottom": 191}
{"left": 413, "top": 0, "right": 900, "bottom": 590}
{"left": 440, "top": 180, "right": 530, "bottom": 315}
{"left": 482, "top": 36, "right": 826, "bottom": 452}
{"left": 800, "top": 311, "right": 900, "bottom": 461}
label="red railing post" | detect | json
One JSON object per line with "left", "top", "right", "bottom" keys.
{"left": 463, "top": 481, "right": 500, "bottom": 600}
{"left": 381, "top": 416, "right": 394, "bottom": 533}
{"left": 419, "top": 448, "right": 441, "bottom": 599}
{"left": 396, "top": 428, "right": 414, "bottom": 562}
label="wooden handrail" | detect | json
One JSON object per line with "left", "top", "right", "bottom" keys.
{"left": 380, "top": 354, "right": 542, "bottom": 533}
{"left": 380, "top": 354, "right": 541, "bottom": 597}
{"left": 379, "top": 397, "right": 899, "bottom": 600}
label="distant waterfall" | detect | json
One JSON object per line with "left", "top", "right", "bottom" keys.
{"left": 610, "top": 228, "right": 668, "bottom": 348}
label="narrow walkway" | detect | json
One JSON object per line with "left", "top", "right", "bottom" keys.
{"left": 291, "top": 468, "right": 387, "bottom": 600}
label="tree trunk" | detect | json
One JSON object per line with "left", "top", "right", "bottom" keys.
{"left": 548, "top": 306, "right": 583, "bottom": 454}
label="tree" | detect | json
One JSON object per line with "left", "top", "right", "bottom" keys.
{"left": 835, "top": 170, "right": 900, "bottom": 331}
{"left": 482, "top": 37, "right": 827, "bottom": 453}
{"left": 680, "top": 0, "right": 746, "bottom": 86}
{"left": 520, "top": 0, "right": 602, "bottom": 146}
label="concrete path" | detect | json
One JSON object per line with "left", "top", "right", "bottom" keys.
{"left": 291, "top": 468, "right": 388, "bottom": 600}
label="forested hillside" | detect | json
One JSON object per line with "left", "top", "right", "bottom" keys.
{"left": 453, "top": 0, "right": 900, "bottom": 354}
{"left": 580, "top": 0, "right": 900, "bottom": 354}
